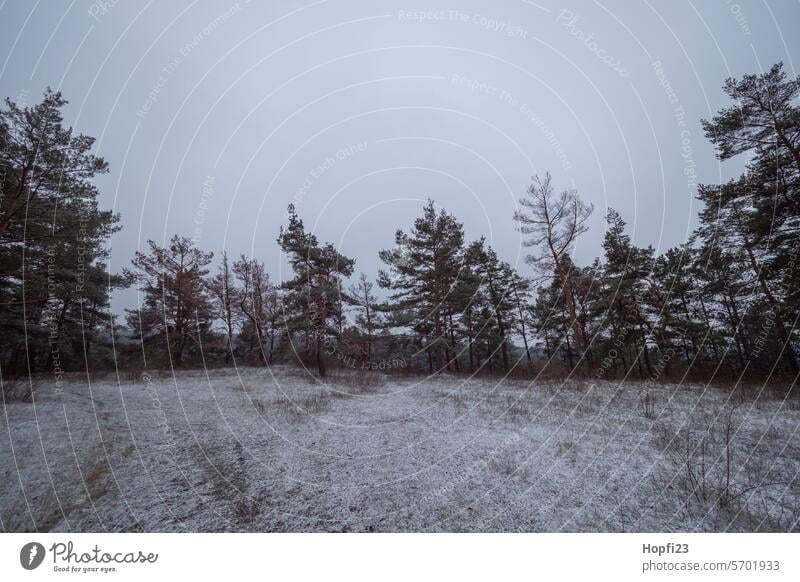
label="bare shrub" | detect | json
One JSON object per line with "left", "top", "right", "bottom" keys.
{"left": 654, "top": 408, "right": 737, "bottom": 508}
{"left": 640, "top": 391, "right": 657, "bottom": 420}
{"left": 274, "top": 390, "right": 334, "bottom": 419}
{"left": 653, "top": 404, "right": 799, "bottom": 529}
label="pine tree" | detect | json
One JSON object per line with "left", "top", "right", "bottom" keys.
{"left": 125, "top": 236, "right": 213, "bottom": 367}
{"left": 530, "top": 274, "right": 575, "bottom": 368}
{"left": 0, "top": 89, "right": 120, "bottom": 374}
{"left": 379, "top": 200, "right": 465, "bottom": 373}
{"left": 514, "top": 173, "right": 593, "bottom": 373}
{"left": 465, "top": 239, "right": 517, "bottom": 372}
{"left": 700, "top": 62, "right": 800, "bottom": 375}
{"left": 0, "top": 88, "right": 109, "bottom": 243}
{"left": 278, "top": 204, "right": 354, "bottom": 377}
{"left": 510, "top": 272, "right": 534, "bottom": 366}
{"left": 701, "top": 62, "right": 800, "bottom": 174}
{"left": 696, "top": 177, "right": 798, "bottom": 374}
{"left": 597, "top": 209, "right": 657, "bottom": 377}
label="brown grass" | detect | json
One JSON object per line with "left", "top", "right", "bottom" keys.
{"left": 1, "top": 377, "right": 34, "bottom": 403}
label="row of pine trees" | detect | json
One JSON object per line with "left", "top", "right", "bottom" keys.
{"left": 1, "top": 64, "right": 798, "bottom": 384}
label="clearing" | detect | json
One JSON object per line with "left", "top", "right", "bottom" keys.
{"left": 2, "top": 366, "right": 799, "bottom": 532}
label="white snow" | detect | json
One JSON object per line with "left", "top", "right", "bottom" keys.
{"left": 2, "top": 366, "right": 799, "bottom": 532}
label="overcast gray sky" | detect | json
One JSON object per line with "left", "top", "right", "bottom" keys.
{"left": 1, "top": 0, "right": 798, "bottom": 311}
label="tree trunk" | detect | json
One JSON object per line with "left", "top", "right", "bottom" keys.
{"left": 448, "top": 314, "right": 460, "bottom": 372}
{"left": 563, "top": 326, "right": 574, "bottom": 370}
{"left": 735, "top": 206, "right": 799, "bottom": 374}
{"left": 641, "top": 328, "right": 653, "bottom": 377}
{"left": 427, "top": 343, "right": 433, "bottom": 373}
{"left": 225, "top": 322, "right": 233, "bottom": 364}
{"left": 268, "top": 330, "right": 275, "bottom": 365}
{"left": 514, "top": 288, "right": 532, "bottom": 365}
{"left": 486, "top": 278, "right": 510, "bottom": 372}
{"left": 466, "top": 311, "right": 475, "bottom": 373}
{"left": 556, "top": 265, "right": 586, "bottom": 374}
{"left": 316, "top": 332, "right": 326, "bottom": 378}
{"left": 542, "top": 329, "right": 551, "bottom": 359}
{"left": 46, "top": 298, "right": 71, "bottom": 371}
{"left": 721, "top": 295, "right": 746, "bottom": 372}
{"left": 0, "top": 166, "right": 30, "bottom": 240}
{"left": 726, "top": 288, "right": 751, "bottom": 361}
{"left": 174, "top": 334, "right": 185, "bottom": 367}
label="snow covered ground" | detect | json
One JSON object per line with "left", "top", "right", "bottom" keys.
{"left": 2, "top": 366, "right": 799, "bottom": 532}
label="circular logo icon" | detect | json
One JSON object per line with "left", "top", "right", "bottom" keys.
{"left": 20, "top": 542, "right": 45, "bottom": 570}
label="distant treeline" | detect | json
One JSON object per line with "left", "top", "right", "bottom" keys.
{"left": 1, "top": 64, "right": 798, "bottom": 385}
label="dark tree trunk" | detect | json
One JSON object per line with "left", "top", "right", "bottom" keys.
{"left": 734, "top": 204, "right": 800, "bottom": 375}
{"left": 316, "top": 333, "right": 326, "bottom": 378}
{"left": 514, "top": 286, "right": 532, "bottom": 366}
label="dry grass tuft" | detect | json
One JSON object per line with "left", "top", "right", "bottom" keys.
{"left": 1, "top": 377, "right": 35, "bottom": 403}
{"left": 274, "top": 390, "right": 335, "bottom": 419}
{"left": 323, "top": 369, "right": 385, "bottom": 394}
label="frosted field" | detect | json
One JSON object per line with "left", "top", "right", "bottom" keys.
{"left": 2, "top": 366, "right": 799, "bottom": 532}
